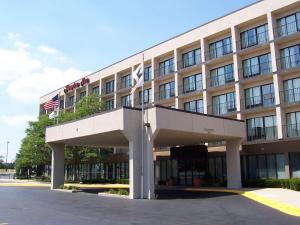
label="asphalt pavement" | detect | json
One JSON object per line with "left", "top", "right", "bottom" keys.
{"left": 0, "top": 187, "right": 299, "bottom": 225}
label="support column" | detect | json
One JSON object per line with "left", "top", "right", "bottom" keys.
{"left": 49, "top": 143, "right": 65, "bottom": 189}
{"left": 226, "top": 139, "right": 242, "bottom": 189}
{"left": 284, "top": 151, "right": 291, "bottom": 179}
{"left": 142, "top": 137, "right": 155, "bottom": 199}
{"left": 129, "top": 139, "right": 142, "bottom": 199}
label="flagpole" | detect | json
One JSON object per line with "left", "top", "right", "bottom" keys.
{"left": 141, "top": 54, "right": 144, "bottom": 199}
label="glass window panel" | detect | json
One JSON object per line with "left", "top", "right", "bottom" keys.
{"left": 276, "top": 154, "right": 286, "bottom": 179}
{"left": 258, "top": 155, "right": 267, "bottom": 179}
{"left": 267, "top": 154, "right": 277, "bottom": 179}
{"left": 216, "top": 41, "right": 223, "bottom": 58}
{"left": 247, "top": 28, "right": 257, "bottom": 47}
{"left": 250, "top": 57, "right": 259, "bottom": 75}
{"left": 259, "top": 53, "right": 271, "bottom": 74}
{"left": 289, "top": 152, "right": 300, "bottom": 178}
{"left": 223, "top": 37, "right": 232, "bottom": 54}
{"left": 286, "top": 14, "right": 297, "bottom": 35}
{"left": 248, "top": 156, "right": 257, "bottom": 179}
{"left": 257, "top": 24, "right": 268, "bottom": 44}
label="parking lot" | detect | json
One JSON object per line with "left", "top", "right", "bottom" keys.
{"left": 0, "top": 187, "right": 299, "bottom": 225}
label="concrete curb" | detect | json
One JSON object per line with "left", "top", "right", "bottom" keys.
{"left": 184, "top": 188, "right": 300, "bottom": 217}
{"left": 52, "top": 189, "right": 82, "bottom": 193}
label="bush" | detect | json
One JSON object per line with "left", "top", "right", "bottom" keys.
{"left": 81, "top": 178, "right": 129, "bottom": 184}
{"left": 243, "top": 178, "right": 300, "bottom": 191}
{"left": 107, "top": 188, "right": 129, "bottom": 195}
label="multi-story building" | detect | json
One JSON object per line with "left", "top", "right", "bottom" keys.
{"left": 40, "top": 0, "right": 300, "bottom": 190}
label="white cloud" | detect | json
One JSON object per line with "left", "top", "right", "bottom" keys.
{"left": 14, "top": 41, "right": 30, "bottom": 49}
{"left": 38, "top": 45, "right": 60, "bottom": 55}
{"left": 7, "top": 32, "right": 19, "bottom": 40}
{"left": 0, "top": 115, "right": 37, "bottom": 126}
{"left": 8, "top": 67, "right": 89, "bottom": 102}
{"left": 0, "top": 48, "right": 41, "bottom": 85}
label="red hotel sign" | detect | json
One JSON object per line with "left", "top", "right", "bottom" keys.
{"left": 64, "top": 78, "right": 90, "bottom": 93}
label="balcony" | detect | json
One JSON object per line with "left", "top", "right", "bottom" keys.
{"left": 239, "top": 30, "right": 269, "bottom": 51}
{"left": 155, "top": 64, "right": 175, "bottom": 79}
{"left": 117, "top": 81, "right": 132, "bottom": 93}
{"left": 285, "top": 123, "right": 300, "bottom": 138}
{"left": 178, "top": 82, "right": 203, "bottom": 96}
{"left": 244, "top": 93, "right": 275, "bottom": 110}
{"left": 178, "top": 53, "right": 201, "bottom": 71}
{"left": 241, "top": 61, "right": 272, "bottom": 79}
{"left": 276, "top": 19, "right": 300, "bottom": 38}
{"left": 211, "top": 101, "right": 236, "bottom": 116}
{"left": 247, "top": 126, "right": 277, "bottom": 142}
{"left": 283, "top": 88, "right": 300, "bottom": 105}
{"left": 209, "top": 74, "right": 234, "bottom": 88}
{"left": 207, "top": 43, "right": 233, "bottom": 61}
{"left": 279, "top": 53, "right": 300, "bottom": 71}
{"left": 101, "top": 86, "right": 114, "bottom": 96}
{"left": 156, "top": 89, "right": 175, "bottom": 101}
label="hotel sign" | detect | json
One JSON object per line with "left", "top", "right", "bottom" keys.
{"left": 64, "top": 77, "right": 90, "bottom": 93}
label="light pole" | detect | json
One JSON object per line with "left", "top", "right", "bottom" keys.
{"left": 6, "top": 141, "right": 9, "bottom": 168}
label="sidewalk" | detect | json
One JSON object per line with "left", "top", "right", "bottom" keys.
{"left": 184, "top": 187, "right": 300, "bottom": 217}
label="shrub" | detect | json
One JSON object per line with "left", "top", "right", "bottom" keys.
{"left": 106, "top": 188, "right": 129, "bottom": 195}
{"left": 243, "top": 178, "right": 300, "bottom": 191}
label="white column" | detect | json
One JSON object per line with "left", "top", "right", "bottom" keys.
{"left": 226, "top": 139, "right": 242, "bottom": 189}
{"left": 49, "top": 143, "right": 65, "bottom": 189}
{"left": 143, "top": 132, "right": 155, "bottom": 199}
{"left": 129, "top": 138, "right": 142, "bottom": 199}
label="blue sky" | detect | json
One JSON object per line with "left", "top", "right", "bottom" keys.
{"left": 0, "top": 0, "right": 256, "bottom": 162}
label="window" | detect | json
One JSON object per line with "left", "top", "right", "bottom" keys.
{"left": 289, "top": 152, "right": 300, "bottom": 178}
{"left": 209, "top": 37, "right": 232, "bottom": 59}
{"left": 105, "top": 80, "right": 115, "bottom": 94}
{"left": 68, "top": 95, "right": 74, "bottom": 107}
{"left": 184, "top": 99, "right": 204, "bottom": 113}
{"left": 79, "top": 91, "right": 86, "bottom": 100}
{"left": 139, "top": 88, "right": 152, "bottom": 104}
{"left": 246, "top": 116, "right": 277, "bottom": 141}
{"left": 244, "top": 83, "right": 274, "bottom": 108}
{"left": 121, "top": 94, "right": 131, "bottom": 107}
{"left": 106, "top": 99, "right": 114, "bottom": 111}
{"left": 210, "top": 64, "right": 234, "bottom": 87}
{"left": 212, "top": 92, "right": 236, "bottom": 115}
{"left": 283, "top": 77, "right": 300, "bottom": 103}
{"left": 159, "top": 58, "right": 174, "bottom": 76}
{"left": 144, "top": 66, "right": 152, "bottom": 81}
{"left": 159, "top": 81, "right": 175, "bottom": 100}
{"left": 280, "top": 44, "right": 300, "bottom": 70}
{"left": 243, "top": 53, "right": 272, "bottom": 78}
{"left": 286, "top": 111, "right": 300, "bottom": 138}
{"left": 92, "top": 86, "right": 99, "bottom": 96}
{"left": 242, "top": 154, "right": 286, "bottom": 180}
{"left": 59, "top": 99, "right": 64, "bottom": 109}
{"left": 241, "top": 24, "right": 268, "bottom": 49}
{"left": 183, "top": 73, "right": 202, "bottom": 93}
{"left": 121, "top": 74, "right": 132, "bottom": 89}
{"left": 182, "top": 48, "right": 201, "bottom": 68}
{"left": 277, "top": 11, "right": 300, "bottom": 37}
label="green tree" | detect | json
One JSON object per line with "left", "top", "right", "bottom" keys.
{"left": 15, "top": 115, "right": 54, "bottom": 176}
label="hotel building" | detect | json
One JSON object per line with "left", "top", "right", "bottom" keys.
{"left": 40, "top": 0, "right": 300, "bottom": 198}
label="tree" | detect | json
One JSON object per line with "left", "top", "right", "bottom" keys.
{"left": 15, "top": 95, "right": 107, "bottom": 177}
{"left": 15, "top": 115, "right": 55, "bottom": 176}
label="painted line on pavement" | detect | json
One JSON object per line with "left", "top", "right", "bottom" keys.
{"left": 184, "top": 187, "right": 300, "bottom": 217}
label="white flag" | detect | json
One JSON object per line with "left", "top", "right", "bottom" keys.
{"left": 49, "top": 107, "right": 59, "bottom": 119}
{"left": 131, "top": 63, "right": 144, "bottom": 94}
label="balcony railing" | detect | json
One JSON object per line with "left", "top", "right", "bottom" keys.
{"left": 242, "top": 61, "right": 272, "bottom": 79}
{"left": 285, "top": 123, "right": 300, "bottom": 138}
{"left": 117, "top": 81, "right": 132, "bottom": 90}
{"left": 157, "top": 64, "right": 175, "bottom": 77}
{"left": 157, "top": 89, "right": 175, "bottom": 100}
{"left": 247, "top": 126, "right": 277, "bottom": 142}
{"left": 207, "top": 43, "right": 233, "bottom": 60}
{"left": 101, "top": 87, "right": 114, "bottom": 95}
{"left": 178, "top": 53, "right": 201, "bottom": 70}
{"left": 240, "top": 30, "right": 269, "bottom": 50}
{"left": 209, "top": 74, "right": 234, "bottom": 88}
{"left": 279, "top": 53, "right": 300, "bottom": 71}
{"left": 276, "top": 19, "right": 300, "bottom": 38}
{"left": 179, "top": 82, "right": 203, "bottom": 95}
{"left": 245, "top": 93, "right": 275, "bottom": 109}
{"left": 211, "top": 101, "right": 236, "bottom": 115}
{"left": 283, "top": 88, "right": 300, "bottom": 104}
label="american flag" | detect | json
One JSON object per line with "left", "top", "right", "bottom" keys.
{"left": 44, "top": 94, "right": 59, "bottom": 110}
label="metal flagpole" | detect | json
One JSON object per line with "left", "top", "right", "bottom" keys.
{"left": 141, "top": 54, "right": 145, "bottom": 199}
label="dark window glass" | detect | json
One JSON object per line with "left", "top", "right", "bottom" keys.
{"left": 183, "top": 73, "right": 202, "bottom": 93}
{"left": 244, "top": 83, "right": 274, "bottom": 108}
{"left": 105, "top": 80, "right": 115, "bottom": 94}
{"left": 182, "top": 48, "right": 201, "bottom": 68}
{"left": 139, "top": 88, "right": 152, "bottom": 104}
{"left": 240, "top": 24, "right": 268, "bottom": 49}
{"left": 246, "top": 115, "right": 277, "bottom": 141}
{"left": 212, "top": 92, "right": 236, "bottom": 115}
{"left": 209, "top": 37, "right": 232, "bottom": 59}
{"left": 121, "top": 95, "right": 131, "bottom": 107}
{"left": 144, "top": 66, "right": 152, "bottom": 81}
{"left": 277, "top": 11, "right": 300, "bottom": 37}
{"left": 159, "top": 81, "right": 175, "bottom": 100}
{"left": 92, "top": 86, "right": 99, "bottom": 96}
{"left": 159, "top": 58, "right": 174, "bottom": 76}
{"left": 210, "top": 64, "right": 234, "bottom": 87}
{"left": 184, "top": 99, "right": 204, "bottom": 113}
{"left": 280, "top": 44, "right": 300, "bottom": 70}
{"left": 243, "top": 53, "right": 272, "bottom": 78}
{"left": 121, "top": 74, "right": 132, "bottom": 89}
